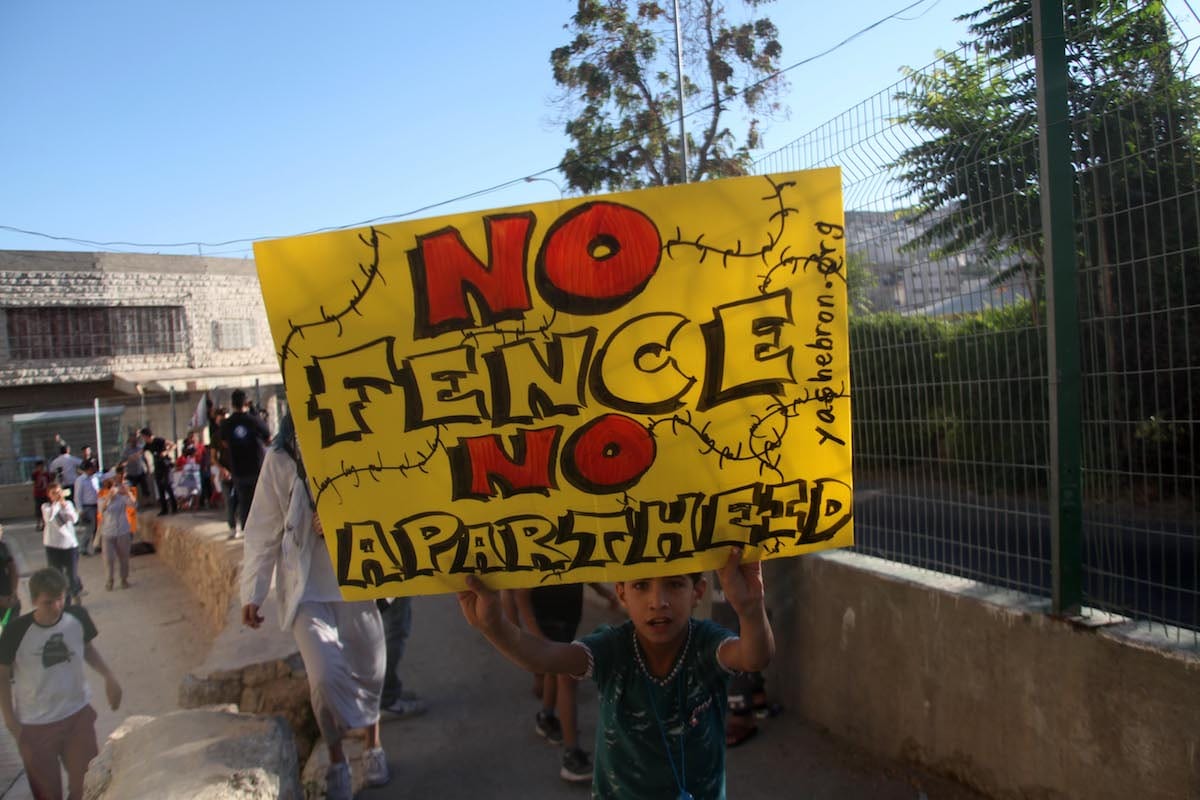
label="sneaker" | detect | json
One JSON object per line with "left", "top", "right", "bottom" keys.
{"left": 227, "top": 528, "right": 240, "bottom": 540}
{"left": 325, "top": 761, "right": 352, "bottom": 800}
{"left": 381, "top": 694, "right": 428, "bottom": 719}
{"left": 362, "top": 746, "right": 390, "bottom": 788}
{"left": 105, "top": 580, "right": 113, "bottom": 591}
{"left": 535, "top": 710, "right": 563, "bottom": 745}
{"left": 560, "top": 747, "right": 593, "bottom": 783}
{"left": 120, "top": 579, "right": 131, "bottom": 590}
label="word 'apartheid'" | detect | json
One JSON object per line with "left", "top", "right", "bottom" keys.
{"left": 335, "top": 477, "right": 852, "bottom": 588}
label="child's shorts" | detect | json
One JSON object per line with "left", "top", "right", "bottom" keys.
{"left": 530, "top": 583, "right": 583, "bottom": 643}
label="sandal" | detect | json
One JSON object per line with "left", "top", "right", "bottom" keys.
{"left": 725, "top": 724, "right": 759, "bottom": 748}
{"left": 752, "top": 691, "right": 783, "bottom": 719}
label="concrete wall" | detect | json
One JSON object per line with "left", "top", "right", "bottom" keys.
{"left": 0, "top": 483, "right": 28, "bottom": 522}
{"left": 764, "top": 550, "right": 1200, "bottom": 800}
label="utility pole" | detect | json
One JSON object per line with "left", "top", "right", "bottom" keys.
{"left": 672, "top": 0, "right": 689, "bottom": 184}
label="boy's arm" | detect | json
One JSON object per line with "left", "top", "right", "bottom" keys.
{"left": 0, "top": 664, "right": 18, "bottom": 738}
{"left": 716, "top": 547, "right": 775, "bottom": 673}
{"left": 83, "top": 643, "right": 122, "bottom": 711}
{"left": 459, "top": 577, "right": 588, "bottom": 676}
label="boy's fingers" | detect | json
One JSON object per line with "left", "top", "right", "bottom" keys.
{"left": 464, "top": 574, "right": 494, "bottom": 596}
{"left": 724, "top": 546, "right": 744, "bottom": 570}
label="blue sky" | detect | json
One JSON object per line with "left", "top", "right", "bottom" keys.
{"left": 0, "top": 1, "right": 1064, "bottom": 257}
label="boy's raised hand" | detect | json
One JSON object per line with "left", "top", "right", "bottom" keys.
{"left": 457, "top": 575, "right": 503, "bottom": 634}
{"left": 718, "top": 546, "right": 765, "bottom": 615}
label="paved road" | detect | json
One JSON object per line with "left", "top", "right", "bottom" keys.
{"left": 855, "top": 483, "right": 1198, "bottom": 629}
{"left": 0, "top": 510, "right": 983, "bottom": 799}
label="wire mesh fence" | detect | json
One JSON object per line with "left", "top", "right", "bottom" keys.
{"left": 755, "top": 1, "right": 1199, "bottom": 644}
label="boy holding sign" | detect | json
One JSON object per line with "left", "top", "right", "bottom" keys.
{"left": 458, "top": 546, "right": 774, "bottom": 799}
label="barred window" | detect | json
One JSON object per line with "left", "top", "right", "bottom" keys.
{"left": 5, "top": 306, "right": 186, "bottom": 360}
{"left": 212, "top": 319, "right": 256, "bottom": 350}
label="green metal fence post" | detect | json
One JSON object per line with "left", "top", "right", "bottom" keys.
{"left": 1033, "top": 0, "right": 1083, "bottom": 615}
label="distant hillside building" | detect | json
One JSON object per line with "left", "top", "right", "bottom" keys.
{"left": 0, "top": 250, "right": 283, "bottom": 488}
{"left": 845, "top": 209, "right": 1022, "bottom": 314}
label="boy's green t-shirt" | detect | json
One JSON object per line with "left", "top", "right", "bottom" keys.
{"left": 578, "top": 618, "right": 735, "bottom": 800}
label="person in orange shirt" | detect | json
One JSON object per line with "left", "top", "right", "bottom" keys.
{"left": 97, "top": 479, "right": 135, "bottom": 591}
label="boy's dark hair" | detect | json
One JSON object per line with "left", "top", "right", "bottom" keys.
{"left": 29, "top": 567, "right": 68, "bottom": 601}
{"left": 231, "top": 389, "right": 247, "bottom": 408}
{"left": 59, "top": 445, "right": 69, "bottom": 454}
{"left": 617, "top": 572, "right": 705, "bottom": 586}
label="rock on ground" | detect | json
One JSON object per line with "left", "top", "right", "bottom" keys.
{"left": 83, "top": 708, "right": 301, "bottom": 800}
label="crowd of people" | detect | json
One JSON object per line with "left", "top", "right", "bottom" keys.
{"left": 10, "top": 386, "right": 781, "bottom": 800}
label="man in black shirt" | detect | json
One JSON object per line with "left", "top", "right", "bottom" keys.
{"left": 219, "top": 389, "right": 270, "bottom": 538}
{"left": 140, "top": 428, "right": 177, "bottom": 516}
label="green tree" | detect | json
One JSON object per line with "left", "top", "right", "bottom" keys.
{"left": 551, "top": 0, "right": 785, "bottom": 192}
{"left": 844, "top": 250, "right": 879, "bottom": 315}
{"left": 892, "top": 0, "right": 1200, "bottom": 493}
{"left": 891, "top": 50, "right": 1042, "bottom": 318}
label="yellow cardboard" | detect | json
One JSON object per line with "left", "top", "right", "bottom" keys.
{"left": 253, "top": 169, "right": 850, "bottom": 598}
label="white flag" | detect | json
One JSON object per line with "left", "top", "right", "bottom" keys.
{"left": 189, "top": 393, "right": 209, "bottom": 431}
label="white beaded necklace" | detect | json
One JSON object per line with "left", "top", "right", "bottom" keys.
{"left": 632, "top": 619, "right": 693, "bottom": 687}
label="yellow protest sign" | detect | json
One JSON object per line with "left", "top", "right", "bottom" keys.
{"left": 253, "top": 169, "right": 851, "bottom": 598}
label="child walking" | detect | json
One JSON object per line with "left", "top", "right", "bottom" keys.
{"left": 0, "top": 568, "right": 122, "bottom": 800}
{"left": 459, "top": 546, "right": 774, "bottom": 799}
{"left": 515, "top": 584, "right": 592, "bottom": 782}
{"left": 97, "top": 478, "right": 136, "bottom": 590}
{"left": 41, "top": 483, "right": 84, "bottom": 604}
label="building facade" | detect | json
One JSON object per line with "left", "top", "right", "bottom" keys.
{"left": 0, "top": 250, "right": 283, "bottom": 497}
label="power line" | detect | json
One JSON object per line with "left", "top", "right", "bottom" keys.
{"left": 0, "top": 0, "right": 941, "bottom": 253}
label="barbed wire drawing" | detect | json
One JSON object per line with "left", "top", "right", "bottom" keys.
{"left": 279, "top": 226, "right": 389, "bottom": 369}
{"left": 312, "top": 426, "right": 444, "bottom": 508}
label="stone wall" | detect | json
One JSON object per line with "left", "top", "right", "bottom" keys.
{"left": 150, "top": 514, "right": 321, "bottom": 762}
{"left": 0, "top": 250, "right": 276, "bottom": 386}
{"left": 0, "top": 483, "right": 28, "bottom": 522}
{"left": 179, "top": 650, "right": 319, "bottom": 764}
{"left": 144, "top": 515, "right": 244, "bottom": 637}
